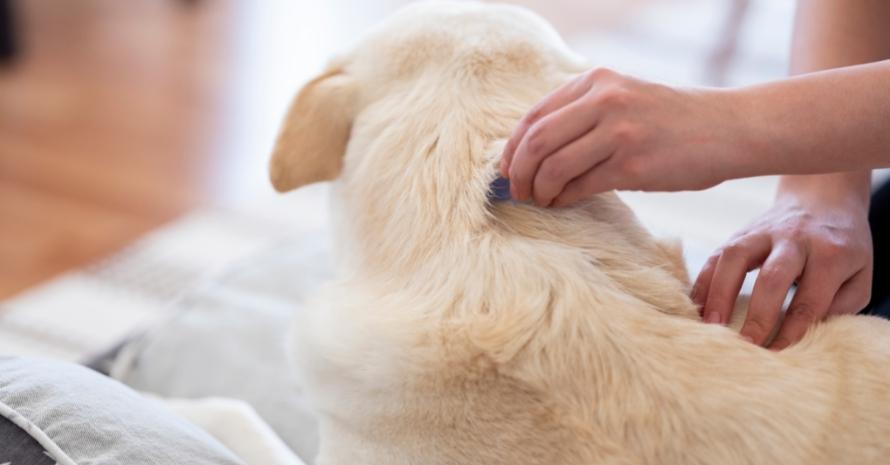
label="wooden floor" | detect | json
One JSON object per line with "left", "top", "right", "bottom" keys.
{"left": 0, "top": 0, "right": 237, "bottom": 298}
{"left": 0, "top": 0, "right": 658, "bottom": 300}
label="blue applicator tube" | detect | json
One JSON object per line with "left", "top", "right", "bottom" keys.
{"left": 488, "top": 176, "right": 512, "bottom": 202}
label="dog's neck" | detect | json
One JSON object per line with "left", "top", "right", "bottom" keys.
{"left": 331, "top": 80, "right": 697, "bottom": 324}
{"left": 334, "top": 79, "right": 521, "bottom": 273}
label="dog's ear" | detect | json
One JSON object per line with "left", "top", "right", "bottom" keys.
{"left": 269, "top": 68, "right": 358, "bottom": 192}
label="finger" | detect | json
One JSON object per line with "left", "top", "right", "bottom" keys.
{"left": 741, "top": 242, "right": 806, "bottom": 346}
{"left": 701, "top": 235, "right": 771, "bottom": 326}
{"left": 827, "top": 268, "right": 873, "bottom": 316}
{"left": 692, "top": 253, "right": 721, "bottom": 310}
{"left": 768, "top": 263, "right": 841, "bottom": 350}
{"left": 549, "top": 156, "right": 618, "bottom": 207}
{"left": 501, "top": 74, "right": 595, "bottom": 177}
{"left": 508, "top": 98, "right": 601, "bottom": 202}
{"left": 531, "top": 127, "right": 615, "bottom": 207}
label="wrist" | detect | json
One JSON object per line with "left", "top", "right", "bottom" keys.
{"left": 777, "top": 172, "right": 872, "bottom": 213}
{"left": 715, "top": 87, "right": 786, "bottom": 180}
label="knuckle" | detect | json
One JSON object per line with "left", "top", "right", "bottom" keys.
{"left": 611, "top": 122, "right": 640, "bottom": 145}
{"left": 743, "top": 315, "right": 771, "bottom": 340}
{"left": 703, "top": 253, "right": 720, "bottom": 268}
{"left": 817, "top": 239, "right": 846, "bottom": 261}
{"left": 524, "top": 125, "right": 549, "bottom": 157}
{"left": 700, "top": 254, "right": 720, "bottom": 275}
{"left": 727, "top": 228, "right": 754, "bottom": 243}
{"left": 756, "top": 265, "right": 788, "bottom": 291}
{"left": 539, "top": 158, "right": 567, "bottom": 184}
{"left": 789, "top": 300, "right": 820, "bottom": 322}
{"left": 508, "top": 168, "right": 526, "bottom": 192}
{"left": 785, "top": 222, "right": 807, "bottom": 238}
{"left": 720, "top": 241, "right": 748, "bottom": 260}
{"left": 524, "top": 105, "right": 547, "bottom": 125}
{"left": 580, "top": 92, "right": 602, "bottom": 113}
{"left": 597, "top": 88, "right": 631, "bottom": 109}
{"left": 587, "top": 67, "right": 615, "bottom": 83}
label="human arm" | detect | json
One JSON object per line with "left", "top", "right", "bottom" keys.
{"left": 498, "top": 60, "right": 890, "bottom": 207}
{"left": 693, "top": 0, "right": 890, "bottom": 348}
{"left": 498, "top": 0, "right": 890, "bottom": 348}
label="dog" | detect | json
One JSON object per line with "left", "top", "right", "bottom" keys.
{"left": 270, "top": 2, "right": 890, "bottom": 464}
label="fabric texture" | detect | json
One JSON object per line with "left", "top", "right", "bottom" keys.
{"left": 0, "top": 414, "right": 55, "bottom": 465}
{"left": 0, "top": 357, "right": 247, "bottom": 465}
{"left": 111, "top": 237, "right": 330, "bottom": 463}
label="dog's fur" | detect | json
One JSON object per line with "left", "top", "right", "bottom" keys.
{"left": 271, "top": 3, "right": 890, "bottom": 464}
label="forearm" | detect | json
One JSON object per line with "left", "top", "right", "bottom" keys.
{"left": 728, "top": 0, "right": 890, "bottom": 196}
{"left": 731, "top": 61, "right": 890, "bottom": 178}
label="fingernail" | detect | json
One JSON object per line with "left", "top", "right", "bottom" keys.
{"left": 742, "top": 335, "right": 754, "bottom": 344}
{"left": 703, "top": 312, "right": 718, "bottom": 324}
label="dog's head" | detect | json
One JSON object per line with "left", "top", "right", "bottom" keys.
{"left": 269, "top": 2, "right": 587, "bottom": 251}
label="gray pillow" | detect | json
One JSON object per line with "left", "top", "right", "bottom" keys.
{"left": 0, "top": 414, "right": 55, "bottom": 464}
{"left": 110, "top": 239, "right": 330, "bottom": 463}
{"left": 0, "top": 357, "right": 246, "bottom": 465}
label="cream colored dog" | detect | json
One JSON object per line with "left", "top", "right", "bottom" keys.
{"left": 270, "top": 2, "right": 890, "bottom": 464}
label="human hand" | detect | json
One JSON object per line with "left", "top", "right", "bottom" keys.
{"left": 692, "top": 177, "right": 873, "bottom": 350}
{"left": 499, "top": 68, "right": 752, "bottom": 207}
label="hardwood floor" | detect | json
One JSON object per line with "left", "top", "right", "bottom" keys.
{"left": 0, "top": 0, "right": 654, "bottom": 300}
{"left": 0, "top": 0, "right": 235, "bottom": 298}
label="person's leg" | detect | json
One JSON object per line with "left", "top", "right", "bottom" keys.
{"left": 0, "top": 415, "right": 57, "bottom": 464}
{"left": 864, "top": 179, "right": 890, "bottom": 318}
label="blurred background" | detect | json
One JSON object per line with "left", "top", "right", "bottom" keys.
{"left": 0, "top": 0, "right": 794, "bottom": 359}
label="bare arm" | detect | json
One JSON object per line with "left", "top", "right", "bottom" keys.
{"left": 734, "top": 60, "right": 890, "bottom": 178}
{"left": 770, "top": 0, "right": 890, "bottom": 202}
{"left": 499, "top": 0, "right": 890, "bottom": 348}
{"left": 695, "top": 0, "right": 890, "bottom": 348}
{"left": 731, "top": 0, "right": 890, "bottom": 179}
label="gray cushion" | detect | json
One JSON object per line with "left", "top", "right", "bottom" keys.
{"left": 0, "top": 414, "right": 55, "bottom": 464}
{"left": 111, "top": 239, "right": 330, "bottom": 463}
{"left": 0, "top": 357, "right": 246, "bottom": 465}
